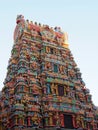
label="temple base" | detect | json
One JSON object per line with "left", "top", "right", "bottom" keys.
{"left": 19, "top": 128, "right": 88, "bottom": 130}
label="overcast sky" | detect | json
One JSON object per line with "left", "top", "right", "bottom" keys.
{"left": 0, "top": 0, "right": 98, "bottom": 105}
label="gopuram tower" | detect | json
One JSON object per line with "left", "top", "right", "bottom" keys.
{"left": 0, "top": 15, "right": 98, "bottom": 130}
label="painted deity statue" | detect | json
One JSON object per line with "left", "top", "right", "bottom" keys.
{"left": 32, "top": 112, "right": 39, "bottom": 126}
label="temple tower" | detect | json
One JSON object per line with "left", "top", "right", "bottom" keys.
{"left": 0, "top": 15, "right": 98, "bottom": 130}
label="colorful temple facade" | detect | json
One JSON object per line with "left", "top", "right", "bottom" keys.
{"left": 0, "top": 15, "right": 98, "bottom": 130}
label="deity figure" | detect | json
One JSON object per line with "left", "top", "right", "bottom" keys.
{"left": 60, "top": 114, "right": 64, "bottom": 127}
{"left": 45, "top": 62, "right": 51, "bottom": 70}
{"left": 78, "top": 93, "right": 84, "bottom": 101}
{"left": 32, "top": 84, "right": 39, "bottom": 94}
{"left": 48, "top": 112, "right": 53, "bottom": 126}
{"left": 54, "top": 112, "right": 60, "bottom": 127}
{"left": 29, "top": 21, "right": 33, "bottom": 30}
{"left": 18, "top": 115, "right": 24, "bottom": 125}
{"left": 59, "top": 65, "right": 64, "bottom": 73}
{"left": 32, "top": 112, "right": 39, "bottom": 126}
{"left": 44, "top": 112, "right": 49, "bottom": 126}
{"left": 51, "top": 83, "right": 57, "bottom": 95}
{"left": 66, "top": 86, "right": 70, "bottom": 96}
{"left": 32, "top": 61, "right": 37, "bottom": 69}
{"left": 46, "top": 46, "right": 50, "bottom": 53}
{"left": 76, "top": 115, "right": 84, "bottom": 128}
{"left": 49, "top": 102, "right": 54, "bottom": 111}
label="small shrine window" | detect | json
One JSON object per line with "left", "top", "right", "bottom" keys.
{"left": 58, "top": 85, "right": 64, "bottom": 96}
{"left": 40, "top": 64, "right": 44, "bottom": 72}
{"left": 20, "top": 85, "right": 24, "bottom": 92}
{"left": 89, "top": 124, "right": 93, "bottom": 130}
{"left": 97, "top": 123, "right": 98, "bottom": 128}
{"left": 29, "top": 87, "right": 32, "bottom": 93}
{"left": 50, "top": 48, "right": 54, "bottom": 54}
{"left": 0, "top": 107, "right": 2, "bottom": 111}
{"left": 42, "top": 47, "right": 46, "bottom": 53}
{"left": 18, "top": 67, "right": 27, "bottom": 74}
{"left": 31, "top": 55, "right": 36, "bottom": 61}
{"left": 46, "top": 83, "right": 51, "bottom": 94}
{"left": 64, "top": 114, "right": 74, "bottom": 129}
{"left": 54, "top": 64, "right": 58, "bottom": 73}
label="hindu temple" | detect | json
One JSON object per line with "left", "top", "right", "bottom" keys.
{"left": 0, "top": 15, "right": 98, "bottom": 130}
